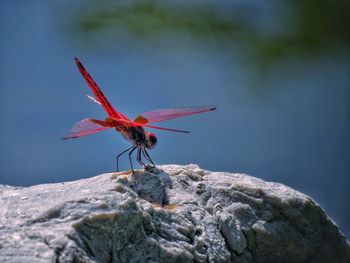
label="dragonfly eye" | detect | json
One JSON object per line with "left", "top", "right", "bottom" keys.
{"left": 146, "top": 132, "right": 157, "bottom": 149}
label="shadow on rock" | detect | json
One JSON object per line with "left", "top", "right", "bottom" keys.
{"left": 114, "top": 167, "right": 173, "bottom": 206}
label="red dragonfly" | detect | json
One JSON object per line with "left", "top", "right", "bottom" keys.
{"left": 62, "top": 58, "right": 216, "bottom": 172}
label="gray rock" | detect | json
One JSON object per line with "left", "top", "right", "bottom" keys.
{"left": 0, "top": 164, "right": 349, "bottom": 263}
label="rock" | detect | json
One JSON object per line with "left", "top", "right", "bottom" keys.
{"left": 0, "top": 164, "right": 349, "bottom": 263}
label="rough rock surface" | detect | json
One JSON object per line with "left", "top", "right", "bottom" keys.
{"left": 0, "top": 164, "right": 349, "bottom": 263}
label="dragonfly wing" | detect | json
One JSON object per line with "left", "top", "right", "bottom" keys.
{"left": 86, "top": 94, "right": 101, "bottom": 105}
{"left": 107, "top": 117, "right": 190, "bottom": 133}
{"left": 75, "top": 58, "right": 131, "bottom": 121}
{"left": 61, "top": 118, "right": 111, "bottom": 140}
{"left": 134, "top": 105, "right": 216, "bottom": 124}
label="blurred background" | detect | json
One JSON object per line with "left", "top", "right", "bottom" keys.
{"left": 0, "top": 0, "right": 349, "bottom": 237}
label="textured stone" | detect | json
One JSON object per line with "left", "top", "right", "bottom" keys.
{"left": 0, "top": 164, "right": 349, "bottom": 262}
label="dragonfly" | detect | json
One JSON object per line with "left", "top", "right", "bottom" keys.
{"left": 62, "top": 58, "right": 216, "bottom": 173}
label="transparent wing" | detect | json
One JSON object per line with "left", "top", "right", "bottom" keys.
{"left": 105, "top": 117, "right": 190, "bottom": 133}
{"left": 61, "top": 118, "right": 110, "bottom": 140}
{"left": 134, "top": 105, "right": 216, "bottom": 124}
{"left": 75, "top": 58, "right": 130, "bottom": 121}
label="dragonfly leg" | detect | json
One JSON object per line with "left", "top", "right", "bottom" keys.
{"left": 137, "top": 147, "right": 146, "bottom": 168}
{"left": 116, "top": 145, "right": 134, "bottom": 172}
{"left": 128, "top": 146, "right": 138, "bottom": 173}
{"left": 142, "top": 148, "right": 155, "bottom": 167}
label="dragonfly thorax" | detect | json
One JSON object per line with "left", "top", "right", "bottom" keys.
{"left": 124, "top": 127, "right": 157, "bottom": 149}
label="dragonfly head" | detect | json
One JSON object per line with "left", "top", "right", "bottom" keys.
{"left": 146, "top": 132, "right": 157, "bottom": 149}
